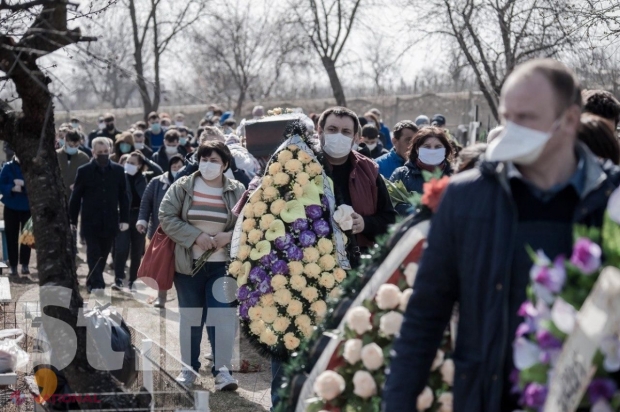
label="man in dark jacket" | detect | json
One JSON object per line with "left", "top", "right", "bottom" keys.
{"left": 69, "top": 137, "right": 130, "bottom": 294}
{"left": 144, "top": 111, "right": 165, "bottom": 150}
{"left": 383, "top": 59, "right": 620, "bottom": 412}
{"left": 132, "top": 129, "right": 153, "bottom": 159}
{"left": 94, "top": 113, "right": 122, "bottom": 141}
{"left": 152, "top": 129, "right": 187, "bottom": 172}
{"left": 359, "top": 123, "right": 389, "bottom": 159}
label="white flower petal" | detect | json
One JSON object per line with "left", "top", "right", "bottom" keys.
{"left": 551, "top": 297, "right": 576, "bottom": 334}
{"left": 513, "top": 337, "right": 541, "bottom": 370}
{"left": 607, "top": 187, "right": 620, "bottom": 224}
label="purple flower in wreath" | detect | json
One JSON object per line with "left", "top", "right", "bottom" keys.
{"left": 570, "top": 238, "right": 602, "bottom": 275}
{"left": 271, "top": 260, "right": 289, "bottom": 275}
{"left": 258, "top": 279, "right": 273, "bottom": 295}
{"left": 291, "top": 218, "right": 309, "bottom": 233}
{"left": 275, "top": 233, "right": 294, "bottom": 251}
{"left": 321, "top": 195, "right": 329, "bottom": 211}
{"left": 535, "top": 329, "right": 562, "bottom": 350}
{"left": 530, "top": 257, "right": 566, "bottom": 293}
{"left": 516, "top": 322, "right": 533, "bottom": 338}
{"left": 588, "top": 378, "right": 617, "bottom": 405}
{"left": 522, "top": 383, "right": 547, "bottom": 408}
{"left": 259, "top": 251, "right": 278, "bottom": 267}
{"left": 518, "top": 301, "right": 538, "bottom": 319}
{"left": 239, "top": 303, "right": 250, "bottom": 320}
{"left": 312, "top": 219, "right": 331, "bottom": 237}
{"left": 247, "top": 291, "right": 261, "bottom": 307}
{"left": 285, "top": 245, "right": 303, "bottom": 261}
{"left": 237, "top": 285, "right": 251, "bottom": 301}
{"left": 249, "top": 267, "right": 267, "bottom": 284}
{"left": 305, "top": 204, "right": 323, "bottom": 220}
{"left": 299, "top": 230, "right": 317, "bottom": 247}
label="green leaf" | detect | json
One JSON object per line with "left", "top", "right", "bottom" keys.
{"left": 520, "top": 363, "right": 550, "bottom": 384}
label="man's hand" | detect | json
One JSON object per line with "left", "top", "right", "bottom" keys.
{"left": 11, "top": 185, "right": 22, "bottom": 193}
{"left": 70, "top": 184, "right": 74, "bottom": 191}
{"left": 136, "top": 224, "right": 146, "bottom": 234}
{"left": 351, "top": 213, "right": 365, "bottom": 235}
{"left": 119, "top": 223, "right": 129, "bottom": 232}
{"left": 70, "top": 224, "right": 77, "bottom": 232}
{"left": 213, "top": 232, "right": 232, "bottom": 249}
{"left": 13, "top": 179, "right": 24, "bottom": 186}
{"left": 195, "top": 233, "right": 216, "bottom": 251}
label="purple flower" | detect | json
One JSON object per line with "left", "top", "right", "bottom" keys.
{"left": 321, "top": 195, "right": 329, "bottom": 210}
{"left": 530, "top": 257, "right": 566, "bottom": 293}
{"left": 271, "top": 260, "right": 289, "bottom": 275}
{"left": 536, "top": 329, "right": 562, "bottom": 350}
{"left": 523, "top": 383, "right": 547, "bottom": 408}
{"left": 509, "top": 369, "right": 521, "bottom": 394}
{"left": 247, "top": 291, "right": 261, "bottom": 307}
{"left": 588, "top": 378, "right": 617, "bottom": 405}
{"left": 518, "top": 301, "right": 538, "bottom": 319}
{"left": 291, "top": 218, "right": 309, "bottom": 232}
{"left": 299, "top": 230, "right": 317, "bottom": 247}
{"left": 249, "top": 267, "right": 267, "bottom": 284}
{"left": 570, "top": 238, "right": 602, "bottom": 275}
{"left": 258, "top": 279, "right": 273, "bottom": 295}
{"left": 237, "top": 285, "right": 250, "bottom": 301}
{"left": 305, "top": 204, "right": 323, "bottom": 220}
{"left": 239, "top": 303, "right": 250, "bottom": 320}
{"left": 516, "top": 322, "right": 533, "bottom": 338}
{"left": 285, "top": 245, "right": 303, "bottom": 261}
{"left": 259, "top": 251, "right": 278, "bottom": 267}
{"left": 312, "top": 219, "right": 331, "bottom": 237}
{"left": 275, "top": 233, "right": 294, "bottom": 250}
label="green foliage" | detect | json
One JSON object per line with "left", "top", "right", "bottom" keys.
{"left": 602, "top": 212, "right": 620, "bottom": 268}
{"left": 519, "top": 363, "right": 550, "bottom": 385}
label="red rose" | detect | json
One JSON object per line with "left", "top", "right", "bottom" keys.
{"left": 421, "top": 176, "right": 450, "bottom": 213}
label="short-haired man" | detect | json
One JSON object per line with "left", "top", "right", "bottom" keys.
{"left": 582, "top": 89, "right": 620, "bottom": 132}
{"left": 70, "top": 137, "right": 130, "bottom": 294}
{"left": 95, "top": 113, "right": 122, "bottom": 140}
{"left": 145, "top": 112, "right": 165, "bottom": 150}
{"left": 87, "top": 114, "right": 105, "bottom": 148}
{"left": 359, "top": 124, "right": 388, "bottom": 159}
{"left": 132, "top": 129, "right": 153, "bottom": 159}
{"left": 369, "top": 107, "right": 393, "bottom": 150}
{"left": 384, "top": 59, "right": 620, "bottom": 412}
{"left": 375, "top": 120, "right": 419, "bottom": 178}
{"left": 152, "top": 130, "right": 188, "bottom": 172}
{"left": 57, "top": 130, "right": 89, "bottom": 199}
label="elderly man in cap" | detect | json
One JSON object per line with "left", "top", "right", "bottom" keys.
{"left": 415, "top": 114, "right": 430, "bottom": 127}
{"left": 384, "top": 58, "right": 620, "bottom": 411}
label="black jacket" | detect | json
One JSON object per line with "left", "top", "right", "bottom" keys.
{"left": 383, "top": 146, "right": 620, "bottom": 412}
{"left": 69, "top": 160, "right": 130, "bottom": 238}
{"left": 137, "top": 145, "right": 153, "bottom": 160}
{"left": 79, "top": 145, "right": 92, "bottom": 158}
{"left": 390, "top": 161, "right": 453, "bottom": 215}
{"left": 152, "top": 145, "right": 187, "bottom": 173}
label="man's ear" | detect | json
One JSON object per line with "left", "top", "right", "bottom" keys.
{"left": 391, "top": 136, "right": 397, "bottom": 147}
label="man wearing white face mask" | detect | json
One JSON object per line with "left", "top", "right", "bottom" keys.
{"left": 384, "top": 59, "right": 620, "bottom": 412}
{"left": 152, "top": 129, "right": 188, "bottom": 173}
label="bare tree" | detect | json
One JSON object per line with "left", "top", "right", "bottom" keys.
{"left": 409, "top": 0, "right": 580, "bottom": 121}
{"left": 293, "top": 0, "right": 363, "bottom": 107}
{"left": 362, "top": 33, "right": 411, "bottom": 95}
{"left": 571, "top": 47, "right": 620, "bottom": 97}
{"left": 574, "top": 1, "right": 620, "bottom": 39}
{"left": 0, "top": 1, "right": 148, "bottom": 408}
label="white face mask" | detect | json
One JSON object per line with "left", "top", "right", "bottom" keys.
{"left": 322, "top": 133, "right": 353, "bottom": 158}
{"left": 165, "top": 145, "right": 178, "bottom": 155}
{"left": 199, "top": 161, "right": 222, "bottom": 180}
{"left": 98, "top": 122, "right": 105, "bottom": 130}
{"left": 124, "top": 163, "right": 138, "bottom": 176}
{"left": 170, "top": 170, "right": 179, "bottom": 179}
{"left": 418, "top": 147, "right": 446, "bottom": 165}
{"left": 486, "top": 120, "right": 559, "bottom": 165}
{"left": 175, "top": 121, "right": 184, "bottom": 127}
{"left": 366, "top": 142, "right": 378, "bottom": 151}
{"left": 134, "top": 142, "right": 144, "bottom": 150}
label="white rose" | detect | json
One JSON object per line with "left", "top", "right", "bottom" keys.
{"left": 399, "top": 288, "right": 413, "bottom": 312}
{"left": 379, "top": 310, "right": 404, "bottom": 337}
{"left": 431, "top": 349, "right": 445, "bottom": 371}
{"left": 333, "top": 204, "right": 355, "bottom": 231}
{"left": 404, "top": 262, "right": 418, "bottom": 287}
{"left": 376, "top": 284, "right": 402, "bottom": 310}
{"left": 440, "top": 358, "right": 454, "bottom": 385}
{"left": 360, "top": 342, "right": 384, "bottom": 371}
{"left": 438, "top": 392, "right": 453, "bottom": 412}
{"left": 346, "top": 306, "right": 373, "bottom": 335}
{"left": 343, "top": 339, "right": 363, "bottom": 364}
{"left": 416, "top": 386, "right": 434, "bottom": 411}
{"left": 352, "top": 370, "right": 377, "bottom": 399}
{"left": 313, "top": 370, "right": 346, "bottom": 401}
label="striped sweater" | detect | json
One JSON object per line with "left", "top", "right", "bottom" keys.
{"left": 187, "top": 178, "right": 228, "bottom": 261}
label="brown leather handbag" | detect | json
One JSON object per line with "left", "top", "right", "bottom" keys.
{"left": 137, "top": 225, "right": 175, "bottom": 290}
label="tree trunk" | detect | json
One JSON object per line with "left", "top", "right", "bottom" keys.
{"left": 235, "top": 87, "right": 246, "bottom": 119}
{"left": 322, "top": 57, "right": 347, "bottom": 107}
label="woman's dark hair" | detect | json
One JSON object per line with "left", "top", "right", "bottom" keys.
{"left": 196, "top": 141, "right": 232, "bottom": 172}
{"left": 455, "top": 143, "right": 487, "bottom": 173}
{"left": 168, "top": 154, "right": 185, "bottom": 173}
{"left": 361, "top": 124, "right": 379, "bottom": 140}
{"left": 408, "top": 126, "right": 454, "bottom": 163}
{"left": 578, "top": 114, "right": 620, "bottom": 164}
{"left": 129, "top": 151, "right": 147, "bottom": 172}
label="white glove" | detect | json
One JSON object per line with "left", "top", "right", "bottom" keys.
{"left": 119, "top": 223, "right": 129, "bottom": 232}
{"left": 13, "top": 179, "right": 24, "bottom": 186}
{"left": 11, "top": 185, "right": 22, "bottom": 193}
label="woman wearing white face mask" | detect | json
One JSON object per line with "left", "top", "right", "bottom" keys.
{"left": 159, "top": 141, "right": 245, "bottom": 390}
{"left": 390, "top": 126, "right": 454, "bottom": 215}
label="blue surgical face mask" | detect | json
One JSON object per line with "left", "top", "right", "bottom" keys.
{"left": 71, "top": 122, "right": 79, "bottom": 130}
{"left": 170, "top": 170, "right": 179, "bottom": 179}
{"left": 151, "top": 123, "right": 161, "bottom": 134}
{"left": 119, "top": 142, "right": 132, "bottom": 154}
{"left": 58, "top": 139, "right": 65, "bottom": 147}
{"left": 65, "top": 146, "right": 78, "bottom": 155}
{"left": 179, "top": 137, "right": 188, "bottom": 145}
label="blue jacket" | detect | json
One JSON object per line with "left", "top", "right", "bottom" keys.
{"left": 138, "top": 172, "right": 173, "bottom": 239}
{"left": 375, "top": 149, "right": 405, "bottom": 178}
{"left": 383, "top": 147, "right": 620, "bottom": 412}
{"left": 0, "top": 160, "right": 29, "bottom": 211}
{"left": 379, "top": 123, "right": 392, "bottom": 150}
{"left": 390, "top": 161, "right": 453, "bottom": 215}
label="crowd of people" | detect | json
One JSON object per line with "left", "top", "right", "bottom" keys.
{"left": 1, "top": 57, "right": 620, "bottom": 409}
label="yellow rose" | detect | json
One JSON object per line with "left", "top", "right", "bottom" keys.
{"left": 261, "top": 293, "right": 275, "bottom": 307}
{"left": 287, "top": 299, "right": 303, "bottom": 316}
{"left": 249, "top": 189, "right": 262, "bottom": 204}
{"left": 292, "top": 183, "right": 304, "bottom": 198}
{"left": 262, "top": 186, "right": 279, "bottom": 202}
{"left": 262, "top": 175, "right": 274, "bottom": 187}
{"left": 277, "top": 150, "right": 294, "bottom": 163}
{"left": 240, "top": 232, "right": 248, "bottom": 245}
{"left": 295, "top": 314, "right": 312, "bottom": 329}
{"left": 268, "top": 162, "right": 282, "bottom": 175}
{"left": 305, "top": 161, "right": 323, "bottom": 177}
{"left": 319, "top": 273, "right": 335, "bottom": 289}
{"left": 253, "top": 201, "right": 268, "bottom": 216}
{"left": 333, "top": 268, "right": 346, "bottom": 283}
{"left": 296, "top": 172, "right": 310, "bottom": 186}
{"left": 274, "top": 172, "right": 290, "bottom": 186}
{"left": 228, "top": 260, "right": 243, "bottom": 277}
{"left": 243, "top": 204, "right": 255, "bottom": 219}
{"left": 317, "top": 238, "right": 334, "bottom": 255}
{"left": 242, "top": 218, "right": 257, "bottom": 232}
{"left": 270, "top": 199, "right": 287, "bottom": 215}
{"left": 260, "top": 214, "right": 276, "bottom": 231}
{"left": 249, "top": 306, "right": 263, "bottom": 321}
{"left": 237, "top": 245, "right": 252, "bottom": 261}
{"left": 248, "top": 229, "right": 263, "bottom": 244}
{"left": 274, "top": 288, "right": 292, "bottom": 306}
{"left": 303, "top": 263, "right": 321, "bottom": 279}
{"left": 301, "top": 286, "right": 319, "bottom": 302}
{"left": 329, "top": 287, "right": 342, "bottom": 299}
{"left": 303, "top": 247, "right": 320, "bottom": 263}
{"left": 250, "top": 320, "right": 266, "bottom": 336}
{"left": 318, "top": 254, "right": 336, "bottom": 271}
{"left": 271, "top": 274, "right": 288, "bottom": 291}
{"left": 238, "top": 262, "right": 251, "bottom": 286}
{"left": 310, "top": 300, "right": 327, "bottom": 317}
{"left": 287, "top": 144, "right": 299, "bottom": 152}
{"left": 288, "top": 261, "right": 304, "bottom": 277}
{"left": 290, "top": 275, "right": 307, "bottom": 291}
{"left": 300, "top": 324, "right": 314, "bottom": 338}
{"left": 273, "top": 317, "right": 291, "bottom": 333}
{"left": 284, "top": 332, "right": 301, "bottom": 350}
{"left": 298, "top": 150, "right": 313, "bottom": 164}
{"left": 285, "top": 159, "right": 303, "bottom": 174}
{"left": 262, "top": 306, "right": 278, "bottom": 324}
{"left": 260, "top": 328, "right": 278, "bottom": 346}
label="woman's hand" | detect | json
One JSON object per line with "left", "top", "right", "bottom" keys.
{"left": 195, "top": 233, "right": 216, "bottom": 250}
{"left": 213, "top": 232, "right": 233, "bottom": 249}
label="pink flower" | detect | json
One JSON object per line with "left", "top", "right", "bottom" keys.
{"left": 570, "top": 238, "right": 602, "bottom": 275}
{"left": 529, "top": 256, "right": 566, "bottom": 293}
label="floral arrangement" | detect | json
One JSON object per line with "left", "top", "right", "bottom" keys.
{"left": 385, "top": 169, "right": 448, "bottom": 213}
{"left": 267, "top": 107, "right": 295, "bottom": 117}
{"left": 18, "top": 217, "right": 35, "bottom": 248}
{"left": 228, "top": 123, "right": 348, "bottom": 360}
{"left": 512, "top": 213, "right": 620, "bottom": 411}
